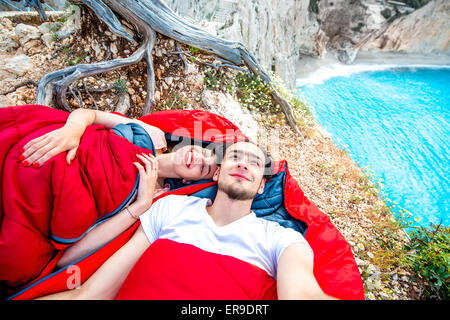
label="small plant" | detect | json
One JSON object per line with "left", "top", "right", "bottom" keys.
{"left": 51, "top": 33, "right": 59, "bottom": 42}
{"left": 59, "top": 44, "right": 72, "bottom": 54}
{"left": 113, "top": 79, "right": 128, "bottom": 95}
{"left": 203, "top": 68, "right": 275, "bottom": 113}
{"left": 233, "top": 72, "right": 274, "bottom": 113}
{"left": 203, "top": 68, "right": 221, "bottom": 90}
{"left": 268, "top": 70, "right": 313, "bottom": 124}
{"left": 66, "top": 51, "right": 89, "bottom": 66}
{"left": 49, "top": 23, "right": 63, "bottom": 33}
{"left": 57, "top": 16, "right": 68, "bottom": 23}
{"left": 157, "top": 92, "right": 188, "bottom": 111}
{"left": 202, "top": 67, "right": 314, "bottom": 129}
{"left": 188, "top": 46, "right": 202, "bottom": 56}
{"left": 403, "top": 222, "right": 449, "bottom": 299}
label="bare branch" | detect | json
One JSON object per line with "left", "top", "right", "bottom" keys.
{"left": 36, "top": 0, "right": 301, "bottom": 134}
{"left": 0, "top": 80, "right": 38, "bottom": 96}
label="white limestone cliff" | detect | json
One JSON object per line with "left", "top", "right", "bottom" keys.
{"left": 359, "top": 0, "right": 449, "bottom": 55}
{"left": 165, "top": 0, "right": 449, "bottom": 88}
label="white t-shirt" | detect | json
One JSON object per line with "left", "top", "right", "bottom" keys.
{"left": 139, "top": 195, "right": 313, "bottom": 279}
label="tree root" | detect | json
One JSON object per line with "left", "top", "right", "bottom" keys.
{"left": 36, "top": 0, "right": 301, "bottom": 134}
{"left": 38, "top": 39, "right": 148, "bottom": 111}
{"left": 1, "top": 80, "right": 38, "bottom": 96}
{"left": 82, "top": 80, "right": 99, "bottom": 110}
{"left": 175, "top": 42, "right": 188, "bottom": 68}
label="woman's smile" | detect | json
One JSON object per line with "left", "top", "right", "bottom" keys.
{"left": 185, "top": 149, "right": 193, "bottom": 168}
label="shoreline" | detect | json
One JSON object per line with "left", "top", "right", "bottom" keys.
{"left": 295, "top": 51, "right": 450, "bottom": 87}
{"left": 295, "top": 52, "right": 449, "bottom": 229}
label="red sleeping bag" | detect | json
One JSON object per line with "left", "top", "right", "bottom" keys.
{"left": 1, "top": 105, "right": 364, "bottom": 300}
{"left": 115, "top": 239, "right": 278, "bottom": 300}
{"left": 0, "top": 105, "right": 152, "bottom": 289}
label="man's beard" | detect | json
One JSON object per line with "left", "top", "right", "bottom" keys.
{"left": 217, "top": 179, "right": 261, "bottom": 201}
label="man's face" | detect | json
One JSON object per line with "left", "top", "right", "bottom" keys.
{"left": 213, "top": 142, "right": 267, "bottom": 201}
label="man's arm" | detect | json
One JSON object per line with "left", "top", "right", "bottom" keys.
{"left": 277, "top": 243, "right": 338, "bottom": 300}
{"left": 38, "top": 225, "right": 151, "bottom": 300}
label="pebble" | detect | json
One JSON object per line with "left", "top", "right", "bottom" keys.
{"left": 379, "top": 292, "right": 390, "bottom": 300}
{"left": 165, "top": 76, "right": 173, "bottom": 86}
{"left": 355, "top": 257, "right": 368, "bottom": 267}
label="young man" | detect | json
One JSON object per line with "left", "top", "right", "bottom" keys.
{"left": 39, "top": 141, "right": 336, "bottom": 300}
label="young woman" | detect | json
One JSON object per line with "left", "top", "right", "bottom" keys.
{"left": 18, "top": 108, "right": 219, "bottom": 268}
{"left": 20, "top": 108, "right": 218, "bottom": 190}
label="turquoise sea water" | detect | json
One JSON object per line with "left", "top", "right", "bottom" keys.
{"left": 297, "top": 67, "right": 450, "bottom": 228}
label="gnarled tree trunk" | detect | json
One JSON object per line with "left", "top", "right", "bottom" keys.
{"left": 35, "top": 0, "right": 301, "bottom": 134}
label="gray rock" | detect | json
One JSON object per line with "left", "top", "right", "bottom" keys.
{"left": 115, "top": 93, "right": 131, "bottom": 115}
{"left": 0, "top": 36, "right": 19, "bottom": 53}
{"left": 355, "top": 257, "right": 369, "bottom": 267}
{"left": 0, "top": 95, "right": 12, "bottom": 108}
{"left": 0, "top": 54, "right": 34, "bottom": 77}
{"left": 41, "top": 33, "right": 55, "bottom": 48}
{"left": 165, "top": 76, "right": 173, "bottom": 86}
{"left": 379, "top": 292, "right": 390, "bottom": 300}
{"left": 15, "top": 23, "right": 42, "bottom": 45}
{"left": 56, "top": 29, "right": 75, "bottom": 40}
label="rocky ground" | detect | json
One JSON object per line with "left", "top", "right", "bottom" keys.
{"left": 0, "top": 7, "right": 423, "bottom": 300}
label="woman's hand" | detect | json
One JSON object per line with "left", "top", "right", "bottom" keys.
{"left": 21, "top": 125, "right": 82, "bottom": 168}
{"left": 131, "top": 153, "right": 159, "bottom": 215}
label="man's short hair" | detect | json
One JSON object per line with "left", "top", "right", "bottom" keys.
{"left": 209, "top": 141, "right": 273, "bottom": 180}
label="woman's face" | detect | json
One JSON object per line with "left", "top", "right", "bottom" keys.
{"left": 172, "top": 145, "right": 217, "bottom": 181}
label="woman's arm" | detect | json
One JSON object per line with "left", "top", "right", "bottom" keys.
{"left": 56, "top": 153, "right": 158, "bottom": 269}
{"left": 22, "top": 109, "right": 165, "bottom": 167}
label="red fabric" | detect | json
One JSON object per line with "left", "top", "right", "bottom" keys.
{"left": 4, "top": 106, "right": 364, "bottom": 300}
{"left": 0, "top": 105, "right": 150, "bottom": 288}
{"left": 115, "top": 239, "right": 277, "bottom": 300}
{"left": 9, "top": 223, "right": 140, "bottom": 300}
{"left": 138, "top": 110, "right": 249, "bottom": 143}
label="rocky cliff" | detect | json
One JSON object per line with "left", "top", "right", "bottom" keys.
{"left": 165, "top": 0, "right": 322, "bottom": 89}
{"left": 165, "top": 0, "right": 448, "bottom": 88}
{"left": 359, "top": 0, "right": 449, "bottom": 54}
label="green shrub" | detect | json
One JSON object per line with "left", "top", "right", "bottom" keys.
{"left": 403, "top": 223, "right": 449, "bottom": 299}
{"left": 203, "top": 67, "right": 314, "bottom": 129}
{"left": 308, "top": 0, "right": 320, "bottom": 14}
{"left": 113, "top": 79, "right": 128, "bottom": 95}
{"left": 233, "top": 72, "right": 275, "bottom": 113}
{"left": 188, "top": 46, "right": 202, "bottom": 56}
{"left": 203, "top": 68, "right": 275, "bottom": 113}
{"left": 156, "top": 92, "right": 188, "bottom": 111}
